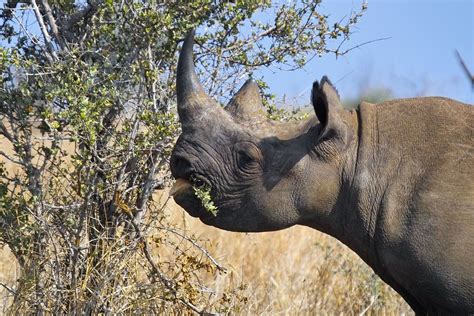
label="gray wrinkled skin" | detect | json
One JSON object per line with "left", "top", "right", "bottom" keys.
{"left": 170, "top": 31, "right": 474, "bottom": 315}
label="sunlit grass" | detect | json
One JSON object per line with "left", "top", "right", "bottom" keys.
{"left": 158, "top": 192, "right": 412, "bottom": 315}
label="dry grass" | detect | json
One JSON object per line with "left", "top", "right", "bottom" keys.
{"left": 0, "top": 246, "right": 18, "bottom": 313}
{"left": 159, "top": 196, "right": 412, "bottom": 315}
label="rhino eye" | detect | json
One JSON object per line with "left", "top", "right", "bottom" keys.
{"left": 234, "top": 142, "right": 261, "bottom": 171}
{"left": 193, "top": 177, "right": 205, "bottom": 187}
{"left": 190, "top": 174, "right": 207, "bottom": 188}
{"left": 237, "top": 150, "right": 254, "bottom": 166}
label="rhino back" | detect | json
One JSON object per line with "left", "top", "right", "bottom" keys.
{"left": 365, "top": 97, "right": 474, "bottom": 313}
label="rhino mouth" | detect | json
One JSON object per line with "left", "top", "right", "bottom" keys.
{"left": 169, "top": 178, "right": 193, "bottom": 197}
{"left": 170, "top": 178, "right": 217, "bottom": 223}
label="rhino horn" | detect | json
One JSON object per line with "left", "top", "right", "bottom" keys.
{"left": 176, "top": 30, "right": 223, "bottom": 127}
{"left": 226, "top": 79, "right": 266, "bottom": 121}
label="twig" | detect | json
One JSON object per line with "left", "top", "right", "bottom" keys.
{"left": 24, "top": 71, "right": 58, "bottom": 76}
{"left": 128, "top": 218, "right": 203, "bottom": 314}
{"left": 0, "top": 282, "right": 17, "bottom": 295}
{"left": 455, "top": 50, "right": 474, "bottom": 88}
{"left": 161, "top": 226, "right": 226, "bottom": 272}
{"left": 10, "top": 10, "right": 54, "bottom": 63}
{"left": 0, "top": 122, "right": 14, "bottom": 143}
{"left": 359, "top": 295, "right": 377, "bottom": 315}
{"left": 0, "top": 150, "right": 23, "bottom": 165}
{"left": 147, "top": 44, "right": 159, "bottom": 112}
{"left": 32, "top": 135, "right": 73, "bottom": 141}
{"left": 42, "top": 202, "right": 82, "bottom": 210}
{"left": 331, "top": 37, "right": 392, "bottom": 57}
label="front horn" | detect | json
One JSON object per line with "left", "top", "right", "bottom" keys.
{"left": 176, "top": 30, "right": 221, "bottom": 127}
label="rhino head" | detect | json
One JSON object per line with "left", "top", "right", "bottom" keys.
{"left": 170, "top": 31, "right": 474, "bottom": 314}
{"left": 170, "top": 31, "right": 358, "bottom": 235}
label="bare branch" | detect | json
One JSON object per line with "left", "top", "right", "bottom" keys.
{"left": 161, "top": 226, "right": 227, "bottom": 272}
{"left": 30, "top": 0, "right": 58, "bottom": 61}
{"left": 0, "top": 150, "right": 23, "bottom": 165}
{"left": 456, "top": 50, "right": 474, "bottom": 89}
{"left": 128, "top": 216, "right": 203, "bottom": 314}
{"left": 42, "top": 202, "right": 82, "bottom": 210}
{"left": 38, "top": 0, "right": 66, "bottom": 50}
{"left": 331, "top": 37, "right": 392, "bottom": 58}
{"left": 0, "top": 281, "right": 17, "bottom": 296}
{"left": 0, "top": 122, "right": 14, "bottom": 143}
{"left": 10, "top": 10, "right": 54, "bottom": 62}
{"left": 60, "top": 0, "right": 102, "bottom": 33}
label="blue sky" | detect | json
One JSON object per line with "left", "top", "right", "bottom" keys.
{"left": 1, "top": 0, "right": 472, "bottom": 105}
{"left": 259, "top": 0, "right": 473, "bottom": 106}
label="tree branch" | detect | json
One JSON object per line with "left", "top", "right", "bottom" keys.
{"left": 60, "top": 0, "right": 102, "bottom": 33}
{"left": 128, "top": 216, "right": 203, "bottom": 314}
{"left": 0, "top": 122, "right": 14, "bottom": 143}
{"left": 30, "top": 0, "right": 58, "bottom": 61}
{"left": 456, "top": 50, "right": 474, "bottom": 89}
{"left": 10, "top": 9, "right": 54, "bottom": 63}
{"left": 161, "top": 226, "right": 227, "bottom": 272}
{"left": 38, "top": 0, "right": 66, "bottom": 50}
{"left": 0, "top": 150, "right": 23, "bottom": 165}
{"left": 331, "top": 37, "right": 392, "bottom": 58}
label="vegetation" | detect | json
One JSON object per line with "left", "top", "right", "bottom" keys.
{"left": 192, "top": 182, "right": 219, "bottom": 217}
{"left": 172, "top": 209, "right": 412, "bottom": 314}
{"left": 0, "top": 0, "right": 410, "bottom": 314}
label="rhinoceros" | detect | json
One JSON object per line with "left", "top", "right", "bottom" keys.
{"left": 169, "top": 31, "right": 474, "bottom": 315}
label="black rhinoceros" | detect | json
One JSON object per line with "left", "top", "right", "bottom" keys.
{"left": 169, "top": 31, "right": 474, "bottom": 315}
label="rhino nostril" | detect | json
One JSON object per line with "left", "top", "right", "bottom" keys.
{"left": 171, "top": 155, "right": 194, "bottom": 178}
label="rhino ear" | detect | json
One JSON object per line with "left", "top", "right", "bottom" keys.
{"left": 226, "top": 79, "right": 266, "bottom": 121}
{"left": 311, "top": 76, "right": 346, "bottom": 139}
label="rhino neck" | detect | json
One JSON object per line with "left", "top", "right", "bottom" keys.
{"left": 335, "top": 101, "right": 407, "bottom": 270}
{"left": 338, "top": 101, "right": 380, "bottom": 265}
{"left": 296, "top": 104, "right": 365, "bottom": 255}
{"left": 299, "top": 101, "right": 391, "bottom": 268}
{"left": 323, "top": 101, "right": 385, "bottom": 268}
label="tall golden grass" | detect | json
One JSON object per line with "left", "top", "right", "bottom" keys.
{"left": 157, "top": 194, "right": 412, "bottom": 315}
